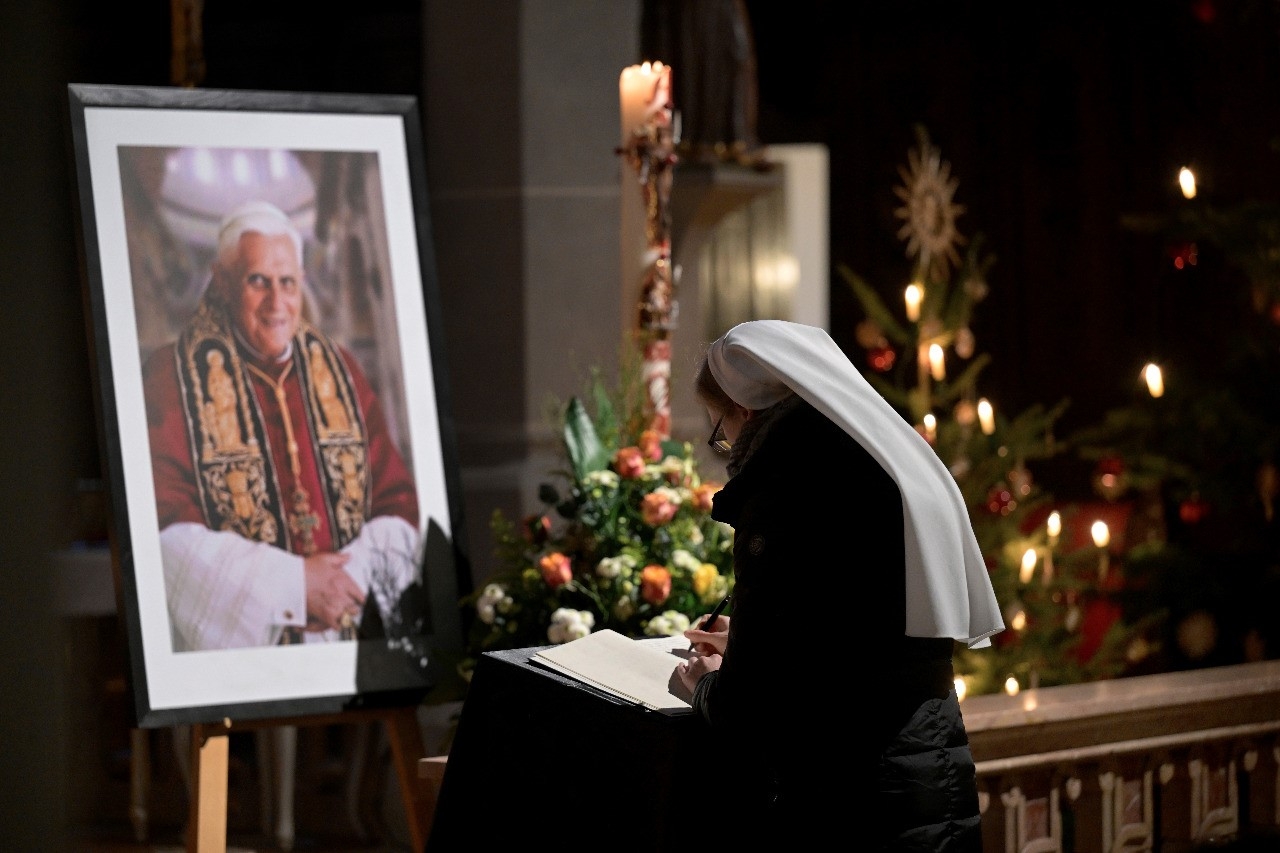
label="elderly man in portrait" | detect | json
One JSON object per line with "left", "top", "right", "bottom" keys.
{"left": 142, "top": 199, "right": 420, "bottom": 651}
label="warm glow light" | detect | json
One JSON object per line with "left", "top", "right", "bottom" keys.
{"left": 1047, "top": 510, "right": 1062, "bottom": 543}
{"left": 1011, "top": 608, "right": 1027, "bottom": 631}
{"left": 1143, "top": 362, "right": 1165, "bottom": 398}
{"left": 954, "top": 676, "right": 968, "bottom": 702}
{"left": 904, "top": 283, "right": 923, "bottom": 322}
{"left": 1004, "top": 676, "right": 1020, "bottom": 696}
{"left": 1179, "top": 166, "right": 1197, "bottom": 200}
{"left": 928, "top": 343, "right": 945, "bottom": 381}
{"left": 1022, "top": 694, "right": 1039, "bottom": 711}
{"left": 977, "top": 398, "right": 995, "bottom": 435}
{"left": 1091, "top": 520, "right": 1110, "bottom": 548}
{"left": 923, "top": 413, "right": 937, "bottom": 442}
{"left": 1019, "top": 548, "right": 1037, "bottom": 584}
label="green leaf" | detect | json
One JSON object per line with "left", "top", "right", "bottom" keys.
{"left": 563, "top": 396, "right": 609, "bottom": 481}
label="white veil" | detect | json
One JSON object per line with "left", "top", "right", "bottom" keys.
{"left": 706, "top": 320, "right": 1003, "bottom": 648}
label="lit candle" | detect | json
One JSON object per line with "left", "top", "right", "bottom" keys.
{"left": 904, "top": 283, "right": 923, "bottom": 322}
{"left": 1179, "top": 166, "right": 1197, "bottom": 200}
{"left": 1004, "top": 675, "right": 1020, "bottom": 696}
{"left": 922, "top": 412, "right": 937, "bottom": 443}
{"left": 928, "top": 343, "right": 945, "bottom": 381}
{"left": 619, "top": 62, "right": 671, "bottom": 147}
{"left": 1143, "top": 362, "right": 1164, "bottom": 398}
{"left": 977, "top": 398, "right": 995, "bottom": 435}
{"left": 1091, "top": 520, "right": 1111, "bottom": 579}
{"left": 1046, "top": 510, "right": 1061, "bottom": 544}
{"left": 1019, "top": 548, "right": 1037, "bottom": 584}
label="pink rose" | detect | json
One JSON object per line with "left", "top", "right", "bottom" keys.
{"left": 639, "top": 429, "right": 664, "bottom": 462}
{"left": 640, "top": 564, "right": 672, "bottom": 605}
{"left": 641, "top": 491, "right": 679, "bottom": 526}
{"left": 538, "top": 552, "right": 573, "bottom": 589}
{"left": 614, "top": 446, "right": 647, "bottom": 479}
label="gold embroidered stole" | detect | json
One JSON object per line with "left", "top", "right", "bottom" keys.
{"left": 172, "top": 299, "right": 370, "bottom": 554}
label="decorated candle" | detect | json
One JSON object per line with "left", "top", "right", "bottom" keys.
{"left": 619, "top": 61, "right": 672, "bottom": 146}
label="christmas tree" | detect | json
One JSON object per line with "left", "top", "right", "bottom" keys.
{"left": 1065, "top": 176, "right": 1280, "bottom": 675}
{"left": 841, "top": 125, "right": 1151, "bottom": 697}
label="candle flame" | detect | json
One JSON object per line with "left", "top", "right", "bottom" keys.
{"left": 1179, "top": 166, "right": 1197, "bottom": 200}
{"left": 1091, "top": 520, "right": 1110, "bottom": 548}
{"left": 1019, "top": 548, "right": 1037, "bottom": 584}
{"left": 904, "top": 283, "right": 923, "bottom": 322}
{"left": 977, "top": 398, "right": 995, "bottom": 435}
{"left": 1143, "top": 362, "right": 1164, "bottom": 398}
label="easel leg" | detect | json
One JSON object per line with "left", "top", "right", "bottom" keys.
{"left": 383, "top": 706, "right": 429, "bottom": 853}
{"left": 129, "top": 728, "right": 150, "bottom": 842}
{"left": 187, "top": 723, "right": 229, "bottom": 853}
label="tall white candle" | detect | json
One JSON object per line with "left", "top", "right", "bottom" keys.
{"left": 619, "top": 61, "right": 671, "bottom": 146}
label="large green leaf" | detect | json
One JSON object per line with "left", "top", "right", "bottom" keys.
{"left": 563, "top": 396, "right": 609, "bottom": 481}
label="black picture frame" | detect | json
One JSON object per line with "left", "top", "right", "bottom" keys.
{"left": 66, "top": 83, "right": 470, "bottom": 728}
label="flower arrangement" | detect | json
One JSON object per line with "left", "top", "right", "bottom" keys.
{"left": 461, "top": 370, "right": 735, "bottom": 667}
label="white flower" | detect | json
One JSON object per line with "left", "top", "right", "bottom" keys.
{"left": 547, "top": 607, "right": 596, "bottom": 644}
{"left": 671, "top": 549, "right": 700, "bottom": 572}
{"left": 476, "top": 583, "right": 512, "bottom": 625}
{"left": 583, "top": 469, "right": 619, "bottom": 489}
{"left": 595, "top": 554, "right": 636, "bottom": 579}
{"left": 643, "top": 610, "right": 691, "bottom": 637}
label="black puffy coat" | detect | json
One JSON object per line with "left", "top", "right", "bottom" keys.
{"left": 692, "top": 400, "right": 983, "bottom": 850}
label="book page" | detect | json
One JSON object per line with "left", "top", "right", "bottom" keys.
{"left": 532, "top": 629, "right": 694, "bottom": 715}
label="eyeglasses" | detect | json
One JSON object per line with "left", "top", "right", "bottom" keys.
{"left": 707, "top": 414, "right": 732, "bottom": 454}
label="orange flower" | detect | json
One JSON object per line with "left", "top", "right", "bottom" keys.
{"left": 641, "top": 488, "right": 680, "bottom": 526}
{"left": 538, "top": 552, "right": 573, "bottom": 589}
{"left": 640, "top": 564, "right": 672, "bottom": 605}
{"left": 691, "top": 482, "right": 721, "bottom": 512}
{"left": 613, "top": 446, "right": 647, "bottom": 479}
{"left": 639, "top": 429, "right": 664, "bottom": 462}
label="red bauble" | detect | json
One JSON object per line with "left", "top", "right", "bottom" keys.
{"left": 867, "top": 346, "right": 896, "bottom": 372}
{"left": 986, "top": 486, "right": 1015, "bottom": 516}
{"left": 1179, "top": 494, "right": 1210, "bottom": 524}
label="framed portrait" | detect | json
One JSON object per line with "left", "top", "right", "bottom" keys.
{"left": 66, "top": 83, "right": 470, "bottom": 727}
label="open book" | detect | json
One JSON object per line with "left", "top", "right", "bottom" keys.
{"left": 530, "top": 629, "right": 695, "bottom": 715}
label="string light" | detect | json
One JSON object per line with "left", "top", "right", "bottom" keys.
{"left": 1046, "top": 511, "right": 1061, "bottom": 544}
{"left": 1092, "top": 520, "right": 1111, "bottom": 579}
{"left": 922, "top": 412, "right": 937, "bottom": 443}
{"left": 1004, "top": 676, "right": 1020, "bottom": 696}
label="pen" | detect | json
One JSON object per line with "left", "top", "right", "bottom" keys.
{"left": 688, "top": 594, "right": 731, "bottom": 652}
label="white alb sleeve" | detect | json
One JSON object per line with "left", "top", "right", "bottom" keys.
{"left": 160, "top": 522, "right": 306, "bottom": 652}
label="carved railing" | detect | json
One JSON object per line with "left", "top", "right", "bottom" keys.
{"left": 962, "top": 660, "right": 1280, "bottom": 852}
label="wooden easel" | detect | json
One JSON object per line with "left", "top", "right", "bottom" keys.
{"left": 186, "top": 705, "right": 431, "bottom": 853}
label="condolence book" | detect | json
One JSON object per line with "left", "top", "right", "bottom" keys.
{"left": 530, "top": 629, "right": 695, "bottom": 715}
